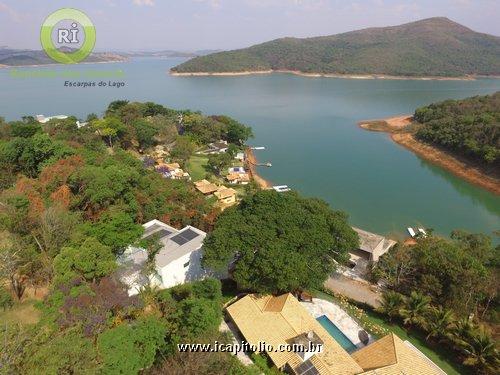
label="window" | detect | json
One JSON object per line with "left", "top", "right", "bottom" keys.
{"left": 183, "top": 261, "right": 190, "bottom": 268}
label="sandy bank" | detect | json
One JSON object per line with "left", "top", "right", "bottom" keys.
{"left": 359, "top": 117, "right": 500, "bottom": 195}
{"left": 171, "top": 70, "right": 273, "bottom": 77}
{"left": 170, "top": 69, "right": 483, "bottom": 81}
{"left": 245, "top": 148, "right": 272, "bottom": 189}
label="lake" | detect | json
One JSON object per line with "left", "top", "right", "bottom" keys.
{"left": 1, "top": 57, "right": 499, "bottom": 239}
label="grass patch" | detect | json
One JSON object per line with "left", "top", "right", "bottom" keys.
{"left": 313, "top": 290, "right": 467, "bottom": 375}
{"left": 186, "top": 155, "right": 209, "bottom": 181}
{"left": 0, "top": 299, "right": 40, "bottom": 325}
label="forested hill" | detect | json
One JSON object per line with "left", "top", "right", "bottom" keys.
{"left": 414, "top": 92, "right": 499, "bottom": 166}
{"left": 171, "top": 17, "right": 500, "bottom": 77}
{"left": 0, "top": 48, "right": 126, "bottom": 66}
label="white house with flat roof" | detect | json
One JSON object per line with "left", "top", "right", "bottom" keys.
{"left": 118, "top": 219, "right": 214, "bottom": 295}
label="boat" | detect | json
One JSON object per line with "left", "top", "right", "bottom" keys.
{"left": 407, "top": 227, "right": 416, "bottom": 237}
{"left": 251, "top": 146, "right": 266, "bottom": 150}
{"left": 418, "top": 228, "right": 427, "bottom": 237}
{"left": 273, "top": 185, "right": 291, "bottom": 193}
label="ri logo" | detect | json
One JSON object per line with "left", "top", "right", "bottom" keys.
{"left": 58, "top": 23, "right": 80, "bottom": 44}
{"left": 40, "top": 8, "right": 96, "bottom": 64}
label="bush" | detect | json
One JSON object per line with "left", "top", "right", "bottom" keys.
{"left": 0, "top": 287, "right": 13, "bottom": 310}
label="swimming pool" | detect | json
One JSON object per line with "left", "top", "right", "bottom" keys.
{"left": 316, "top": 315, "right": 358, "bottom": 353}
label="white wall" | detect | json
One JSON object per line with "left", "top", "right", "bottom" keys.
{"left": 157, "top": 247, "right": 208, "bottom": 288}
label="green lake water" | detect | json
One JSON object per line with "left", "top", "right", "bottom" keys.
{"left": 1, "top": 58, "right": 499, "bottom": 238}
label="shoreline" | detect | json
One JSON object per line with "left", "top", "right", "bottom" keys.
{"left": 0, "top": 59, "right": 128, "bottom": 69}
{"left": 169, "top": 69, "right": 495, "bottom": 81}
{"left": 245, "top": 147, "right": 272, "bottom": 189}
{"left": 359, "top": 116, "right": 500, "bottom": 195}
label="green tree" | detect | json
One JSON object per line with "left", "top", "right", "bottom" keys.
{"left": 171, "top": 136, "right": 196, "bottom": 165}
{"left": 0, "top": 133, "right": 73, "bottom": 177}
{"left": 176, "top": 298, "right": 221, "bottom": 339}
{"left": 133, "top": 118, "right": 157, "bottom": 150}
{"left": 377, "top": 291, "right": 404, "bottom": 322}
{"left": 460, "top": 326, "right": 499, "bottom": 374}
{"left": 97, "top": 317, "right": 165, "bottom": 374}
{"left": 399, "top": 291, "right": 431, "bottom": 328}
{"left": 450, "top": 317, "right": 477, "bottom": 347}
{"left": 22, "top": 330, "right": 99, "bottom": 374}
{"left": 105, "top": 100, "right": 129, "bottom": 117}
{"left": 53, "top": 237, "right": 116, "bottom": 284}
{"left": 213, "top": 115, "right": 253, "bottom": 145}
{"left": 9, "top": 121, "right": 41, "bottom": 138}
{"left": 69, "top": 163, "right": 140, "bottom": 214}
{"left": 80, "top": 211, "right": 143, "bottom": 254}
{"left": 373, "top": 234, "right": 494, "bottom": 316}
{"left": 207, "top": 152, "right": 233, "bottom": 175}
{"left": 203, "top": 190, "right": 358, "bottom": 293}
{"left": 91, "top": 117, "right": 126, "bottom": 148}
{"left": 425, "top": 306, "right": 454, "bottom": 341}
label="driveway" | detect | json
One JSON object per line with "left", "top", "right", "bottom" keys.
{"left": 324, "top": 274, "right": 381, "bottom": 308}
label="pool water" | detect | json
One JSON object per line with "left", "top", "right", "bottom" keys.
{"left": 316, "top": 315, "right": 358, "bottom": 353}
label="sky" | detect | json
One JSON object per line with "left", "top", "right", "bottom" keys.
{"left": 1, "top": 0, "right": 499, "bottom": 51}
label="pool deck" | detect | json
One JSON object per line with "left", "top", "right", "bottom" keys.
{"left": 301, "top": 298, "right": 374, "bottom": 349}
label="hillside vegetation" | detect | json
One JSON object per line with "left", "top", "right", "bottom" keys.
{"left": 414, "top": 92, "right": 499, "bottom": 165}
{"left": 0, "top": 48, "right": 126, "bottom": 66}
{"left": 172, "top": 17, "right": 500, "bottom": 77}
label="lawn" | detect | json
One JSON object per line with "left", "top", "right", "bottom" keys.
{"left": 186, "top": 155, "right": 209, "bottom": 181}
{"left": 313, "top": 290, "right": 467, "bottom": 375}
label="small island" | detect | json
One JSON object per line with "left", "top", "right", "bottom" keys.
{"left": 359, "top": 93, "right": 500, "bottom": 195}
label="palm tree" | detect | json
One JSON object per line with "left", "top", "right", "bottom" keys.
{"left": 450, "top": 317, "right": 476, "bottom": 348}
{"left": 377, "top": 291, "right": 405, "bottom": 322}
{"left": 461, "top": 326, "right": 499, "bottom": 374}
{"left": 425, "top": 306, "right": 454, "bottom": 341}
{"left": 399, "top": 291, "right": 431, "bottom": 328}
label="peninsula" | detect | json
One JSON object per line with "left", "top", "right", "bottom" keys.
{"left": 171, "top": 17, "right": 500, "bottom": 79}
{"left": 359, "top": 93, "right": 500, "bottom": 195}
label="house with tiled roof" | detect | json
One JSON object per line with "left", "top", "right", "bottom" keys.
{"left": 226, "top": 293, "right": 445, "bottom": 375}
{"left": 214, "top": 186, "right": 237, "bottom": 205}
{"left": 352, "top": 333, "right": 446, "bottom": 375}
{"left": 194, "top": 179, "right": 219, "bottom": 195}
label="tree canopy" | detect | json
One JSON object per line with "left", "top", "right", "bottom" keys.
{"left": 97, "top": 317, "right": 166, "bottom": 374}
{"left": 203, "top": 190, "right": 358, "bottom": 293}
{"left": 53, "top": 237, "right": 116, "bottom": 284}
{"left": 415, "top": 92, "right": 499, "bottom": 165}
{"left": 372, "top": 231, "right": 497, "bottom": 317}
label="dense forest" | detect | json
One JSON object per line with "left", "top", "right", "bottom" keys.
{"left": 172, "top": 18, "right": 500, "bottom": 77}
{"left": 0, "top": 101, "right": 259, "bottom": 374}
{"left": 414, "top": 92, "right": 499, "bottom": 166}
{"left": 372, "top": 231, "right": 499, "bottom": 374}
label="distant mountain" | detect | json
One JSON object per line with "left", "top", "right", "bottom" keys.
{"left": 171, "top": 17, "right": 500, "bottom": 77}
{"left": 0, "top": 47, "right": 127, "bottom": 66}
{"left": 117, "top": 50, "right": 198, "bottom": 58}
